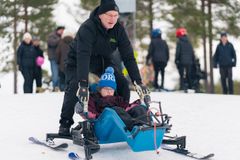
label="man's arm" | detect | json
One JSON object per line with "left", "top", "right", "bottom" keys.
{"left": 231, "top": 43, "right": 237, "bottom": 66}
{"left": 165, "top": 40, "right": 170, "bottom": 62}
{"left": 213, "top": 45, "right": 220, "bottom": 67}
{"left": 76, "top": 22, "right": 96, "bottom": 87}
{"left": 175, "top": 41, "right": 181, "bottom": 64}
{"left": 16, "top": 44, "right": 23, "bottom": 66}
{"left": 146, "top": 41, "right": 153, "bottom": 65}
{"left": 55, "top": 41, "right": 61, "bottom": 64}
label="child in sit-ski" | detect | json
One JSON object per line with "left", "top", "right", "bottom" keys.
{"left": 87, "top": 67, "right": 148, "bottom": 131}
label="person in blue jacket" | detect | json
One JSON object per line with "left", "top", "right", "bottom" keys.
{"left": 213, "top": 32, "right": 237, "bottom": 94}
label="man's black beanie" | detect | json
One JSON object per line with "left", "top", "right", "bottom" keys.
{"left": 98, "top": 0, "right": 119, "bottom": 15}
{"left": 220, "top": 32, "right": 227, "bottom": 37}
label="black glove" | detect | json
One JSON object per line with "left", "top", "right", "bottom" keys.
{"left": 232, "top": 59, "right": 236, "bottom": 67}
{"left": 76, "top": 84, "right": 89, "bottom": 103}
{"left": 134, "top": 82, "right": 150, "bottom": 99}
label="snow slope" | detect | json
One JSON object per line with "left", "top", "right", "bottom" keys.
{"left": 0, "top": 90, "right": 239, "bottom": 160}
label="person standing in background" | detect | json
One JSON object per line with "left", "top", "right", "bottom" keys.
{"left": 33, "top": 37, "right": 44, "bottom": 93}
{"left": 47, "top": 26, "right": 65, "bottom": 92}
{"left": 175, "top": 27, "right": 195, "bottom": 91}
{"left": 213, "top": 32, "right": 237, "bottom": 94}
{"left": 17, "top": 32, "right": 37, "bottom": 93}
{"left": 56, "top": 31, "right": 74, "bottom": 91}
{"left": 146, "top": 29, "right": 169, "bottom": 90}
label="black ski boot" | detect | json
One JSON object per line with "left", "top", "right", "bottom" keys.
{"left": 58, "top": 125, "right": 70, "bottom": 136}
{"left": 72, "top": 123, "right": 83, "bottom": 145}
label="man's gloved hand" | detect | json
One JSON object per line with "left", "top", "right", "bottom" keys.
{"left": 134, "top": 81, "right": 150, "bottom": 99}
{"left": 76, "top": 84, "right": 89, "bottom": 103}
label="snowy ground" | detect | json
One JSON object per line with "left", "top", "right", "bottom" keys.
{"left": 0, "top": 88, "right": 239, "bottom": 160}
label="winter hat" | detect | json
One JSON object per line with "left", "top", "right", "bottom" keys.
{"left": 98, "top": 67, "right": 116, "bottom": 90}
{"left": 23, "top": 32, "right": 32, "bottom": 41}
{"left": 151, "top": 28, "right": 161, "bottom": 38}
{"left": 56, "top": 26, "right": 65, "bottom": 31}
{"left": 98, "top": 0, "right": 119, "bottom": 15}
{"left": 176, "top": 27, "right": 187, "bottom": 37}
{"left": 220, "top": 32, "right": 227, "bottom": 37}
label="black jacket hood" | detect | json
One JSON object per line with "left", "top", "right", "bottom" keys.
{"left": 90, "top": 7, "right": 99, "bottom": 19}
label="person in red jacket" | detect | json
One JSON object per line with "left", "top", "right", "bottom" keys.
{"left": 87, "top": 67, "right": 148, "bottom": 131}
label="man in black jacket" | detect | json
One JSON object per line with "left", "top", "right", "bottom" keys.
{"left": 58, "top": 0, "right": 149, "bottom": 135}
{"left": 146, "top": 29, "right": 169, "bottom": 90}
{"left": 213, "top": 32, "right": 236, "bottom": 94}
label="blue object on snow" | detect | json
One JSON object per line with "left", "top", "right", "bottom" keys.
{"left": 68, "top": 152, "right": 81, "bottom": 160}
{"left": 93, "top": 108, "right": 166, "bottom": 152}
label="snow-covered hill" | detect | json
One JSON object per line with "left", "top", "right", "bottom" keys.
{"left": 0, "top": 90, "right": 239, "bottom": 160}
